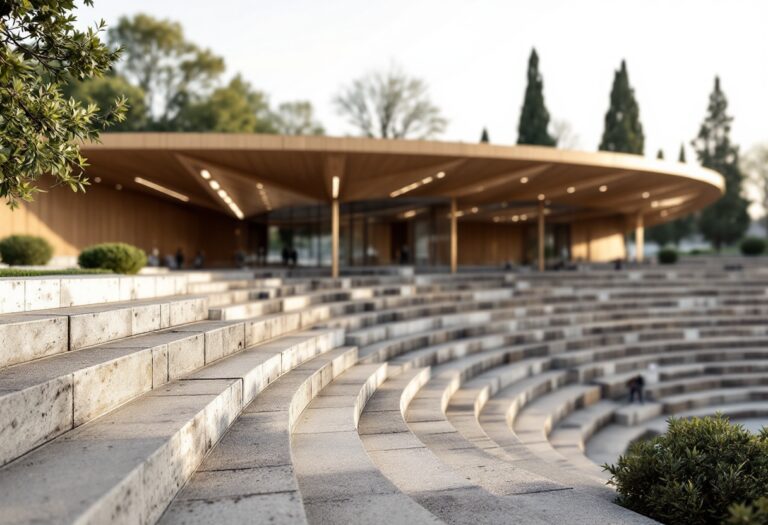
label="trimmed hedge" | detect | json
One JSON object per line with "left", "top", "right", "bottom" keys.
{"left": 657, "top": 247, "right": 678, "bottom": 264}
{"left": 605, "top": 415, "right": 768, "bottom": 525}
{"left": 78, "top": 243, "right": 146, "bottom": 274}
{"left": 0, "top": 268, "right": 111, "bottom": 277}
{"left": 740, "top": 237, "right": 767, "bottom": 256}
{"left": 0, "top": 235, "right": 53, "bottom": 266}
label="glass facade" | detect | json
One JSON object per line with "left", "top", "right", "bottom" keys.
{"left": 248, "top": 199, "right": 452, "bottom": 269}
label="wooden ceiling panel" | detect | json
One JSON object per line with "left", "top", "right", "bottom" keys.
{"left": 80, "top": 134, "right": 724, "bottom": 226}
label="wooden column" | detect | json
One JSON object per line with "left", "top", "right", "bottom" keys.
{"left": 538, "top": 201, "right": 545, "bottom": 272}
{"left": 635, "top": 212, "right": 645, "bottom": 263}
{"left": 331, "top": 198, "right": 339, "bottom": 278}
{"left": 450, "top": 198, "right": 458, "bottom": 274}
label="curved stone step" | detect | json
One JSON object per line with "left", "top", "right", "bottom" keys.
{"left": 0, "top": 328, "right": 342, "bottom": 524}
{"left": 0, "top": 273, "right": 190, "bottom": 314}
{"left": 292, "top": 363, "right": 445, "bottom": 524}
{"left": 159, "top": 345, "right": 358, "bottom": 524}
{"left": 547, "top": 400, "right": 620, "bottom": 477}
{"left": 0, "top": 295, "right": 208, "bottom": 369}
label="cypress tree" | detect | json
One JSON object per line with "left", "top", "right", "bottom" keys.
{"left": 694, "top": 77, "right": 750, "bottom": 251}
{"left": 480, "top": 128, "right": 490, "bottom": 144}
{"left": 678, "top": 143, "right": 686, "bottom": 163}
{"left": 517, "top": 49, "right": 556, "bottom": 146}
{"left": 599, "top": 60, "right": 644, "bottom": 154}
{"left": 657, "top": 149, "right": 664, "bottom": 159}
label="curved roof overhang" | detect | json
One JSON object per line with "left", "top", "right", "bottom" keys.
{"left": 80, "top": 133, "right": 724, "bottom": 228}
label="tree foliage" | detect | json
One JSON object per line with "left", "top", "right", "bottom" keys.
{"left": 517, "top": 49, "right": 556, "bottom": 146}
{"left": 0, "top": 0, "right": 125, "bottom": 208}
{"left": 647, "top": 144, "right": 696, "bottom": 246}
{"left": 742, "top": 143, "right": 768, "bottom": 237}
{"left": 273, "top": 101, "right": 324, "bottom": 135}
{"left": 107, "top": 14, "right": 225, "bottom": 129}
{"left": 334, "top": 64, "right": 447, "bottom": 139}
{"left": 67, "top": 13, "right": 324, "bottom": 135}
{"left": 175, "top": 75, "right": 274, "bottom": 133}
{"left": 480, "top": 127, "right": 490, "bottom": 143}
{"left": 599, "top": 60, "right": 644, "bottom": 154}
{"left": 551, "top": 119, "right": 580, "bottom": 149}
{"left": 695, "top": 77, "right": 750, "bottom": 250}
{"left": 64, "top": 74, "right": 148, "bottom": 131}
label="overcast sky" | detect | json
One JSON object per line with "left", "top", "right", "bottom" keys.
{"left": 75, "top": 0, "right": 766, "bottom": 159}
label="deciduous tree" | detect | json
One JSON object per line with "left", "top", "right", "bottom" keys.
{"left": 742, "top": 143, "right": 768, "bottom": 237}
{"left": 273, "top": 101, "right": 324, "bottom": 135}
{"left": 108, "top": 14, "right": 225, "bottom": 129}
{"left": 175, "top": 75, "right": 274, "bottom": 133}
{"left": 334, "top": 64, "right": 446, "bottom": 139}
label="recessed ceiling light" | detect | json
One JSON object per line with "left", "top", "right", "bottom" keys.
{"left": 200, "top": 169, "right": 211, "bottom": 180}
{"left": 256, "top": 183, "right": 264, "bottom": 190}
{"left": 436, "top": 171, "right": 446, "bottom": 179}
{"left": 94, "top": 177, "right": 102, "bottom": 183}
{"left": 422, "top": 177, "right": 433, "bottom": 184}
{"left": 209, "top": 180, "right": 220, "bottom": 190}
{"left": 520, "top": 214, "right": 527, "bottom": 221}
{"left": 567, "top": 186, "right": 575, "bottom": 194}
{"left": 217, "top": 189, "right": 227, "bottom": 198}
{"left": 537, "top": 194, "right": 546, "bottom": 201}
{"left": 512, "top": 215, "right": 519, "bottom": 222}
{"left": 599, "top": 185, "right": 608, "bottom": 192}
{"left": 521, "top": 177, "right": 529, "bottom": 184}
{"left": 134, "top": 177, "right": 190, "bottom": 202}
{"left": 115, "top": 184, "right": 122, "bottom": 191}
{"left": 642, "top": 192, "right": 650, "bottom": 199}
{"left": 471, "top": 207, "right": 478, "bottom": 213}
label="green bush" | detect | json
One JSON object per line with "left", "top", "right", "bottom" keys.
{"left": 657, "top": 247, "right": 678, "bottom": 264}
{"left": 729, "top": 496, "right": 768, "bottom": 524}
{"left": 740, "top": 237, "right": 767, "bottom": 256}
{"left": 605, "top": 415, "right": 768, "bottom": 525}
{"left": 78, "top": 243, "right": 146, "bottom": 274}
{"left": 0, "top": 268, "right": 111, "bottom": 277}
{"left": 0, "top": 235, "right": 53, "bottom": 265}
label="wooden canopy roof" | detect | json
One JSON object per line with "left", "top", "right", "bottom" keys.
{"left": 81, "top": 133, "right": 724, "bottom": 227}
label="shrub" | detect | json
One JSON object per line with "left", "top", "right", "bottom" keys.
{"left": 0, "top": 268, "right": 111, "bottom": 277}
{"left": 740, "top": 237, "right": 766, "bottom": 256}
{"left": 78, "top": 243, "right": 146, "bottom": 274}
{"left": 657, "top": 247, "right": 678, "bottom": 264}
{"left": 605, "top": 415, "right": 768, "bottom": 525}
{"left": 0, "top": 235, "right": 53, "bottom": 265}
{"left": 729, "top": 496, "right": 768, "bottom": 524}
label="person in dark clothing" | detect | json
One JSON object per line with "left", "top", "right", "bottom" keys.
{"left": 281, "top": 246, "right": 290, "bottom": 267}
{"left": 627, "top": 374, "right": 645, "bottom": 403}
{"left": 289, "top": 247, "right": 298, "bottom": 267}
{"left": 175, "top": 248, "right": 185, "bottom": 269}
{"left": 399, "top": 245, "right": 410, "bottom": 265}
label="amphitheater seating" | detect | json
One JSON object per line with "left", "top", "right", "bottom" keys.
{"left": 1, "top": 265, "right": 768, "bottom": 523}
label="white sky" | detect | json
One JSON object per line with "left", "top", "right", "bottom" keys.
{"left": 76, "top": 0, "right": 767, "bottom": 158}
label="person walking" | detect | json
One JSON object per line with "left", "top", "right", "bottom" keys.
{"left": 627, "top": 374, "right": 645, "bottom": 403}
